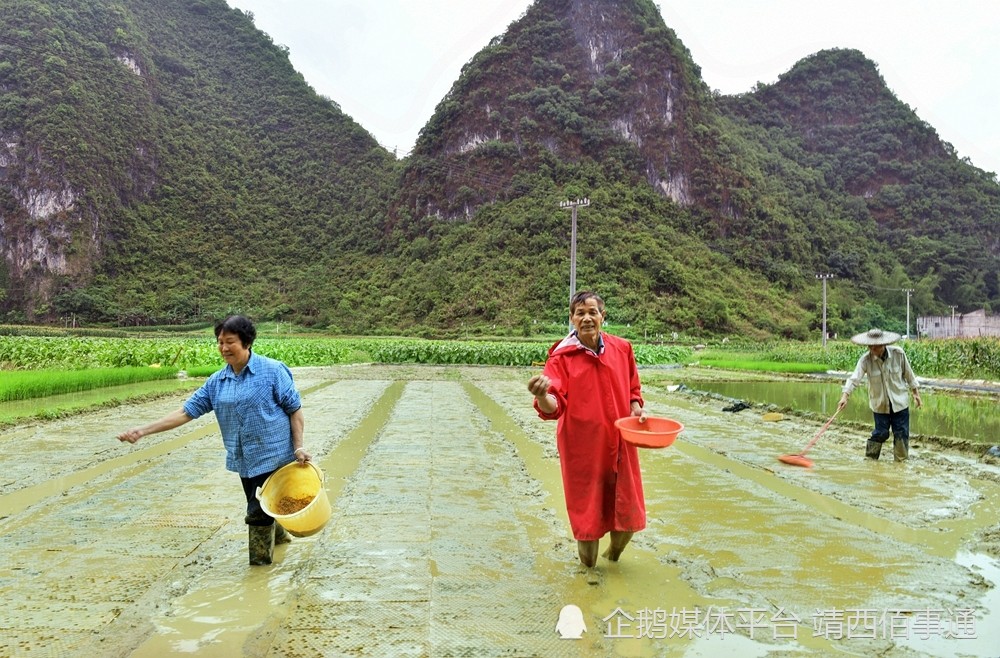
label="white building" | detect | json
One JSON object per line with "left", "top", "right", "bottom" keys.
{"left": 917, "top": 309, "right": 1000, "bottom": 338}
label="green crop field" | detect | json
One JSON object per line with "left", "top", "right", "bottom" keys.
{"left": 0, "top": 335, "right": 996, "bottom": 407}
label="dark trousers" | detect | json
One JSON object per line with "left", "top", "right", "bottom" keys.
{"left": 867, "top": 407, "right": 910, "bottom": 460}
{"left": 241, "top": 470, "right": 276, "bottom": 526}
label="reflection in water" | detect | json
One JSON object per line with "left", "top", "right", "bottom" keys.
{"left": 682, "top": 380, "right": 999, "bottom": 441}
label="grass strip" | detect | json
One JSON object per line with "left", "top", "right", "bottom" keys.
{"left": 183, "top": 365, "right": 220, "bottom": 378}
{"left": 0, "top": 367, "right": 180, "bottom": 402}
{"left": 694, "top": 359, "right": 831, "bottom": 374}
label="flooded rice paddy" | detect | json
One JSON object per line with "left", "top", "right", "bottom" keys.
{"left": 1, "top": 364, "right": 999, "bottom": 657}
{"left": 684, "top": 377, "right": 1000, "bottom": 442}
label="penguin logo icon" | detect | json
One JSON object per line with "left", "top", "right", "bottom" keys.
{"left": 556, "top": 604, "right": 587, "bottom": 639}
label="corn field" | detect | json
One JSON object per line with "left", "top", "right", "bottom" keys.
{"left": 0, "top": 335, "right": 691, "bottom": 371}
{"left": 0, "top": 335, "right": 995, "bottom": 380}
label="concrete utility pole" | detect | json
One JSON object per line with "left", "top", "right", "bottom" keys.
{"left": 816, "top": 273, "right": 834, "bottom": 349}
{"left": 903, "top": 288, "right": 915, "bottom": 339}
{"left": 949, "top": 305, "right": 958, "bottom": 337}
{"left": 559, "top": 198, "right": 590, "bottom": 327}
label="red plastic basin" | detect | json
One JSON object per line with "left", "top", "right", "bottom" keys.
{"left": 615, "top": 416, "right": 684, "bottom": 449}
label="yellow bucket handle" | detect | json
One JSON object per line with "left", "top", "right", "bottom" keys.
{"left": 255, "top": 460, "right": 325, "bottom": 502}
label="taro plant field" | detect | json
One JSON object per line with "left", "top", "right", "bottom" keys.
{"left": 0, "top": 333, "right": 997, "bottom": 405}
{"left": 0, "top": 335, "right": 694, "bottom": 371}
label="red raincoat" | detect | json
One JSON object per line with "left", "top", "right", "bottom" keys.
{"left": 534, "top": 332, "right": 646, "bottom": 540}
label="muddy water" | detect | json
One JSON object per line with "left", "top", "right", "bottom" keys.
{"left": 682, "top": 379, "right": 1000, "bottom": 441}
{"left": 1, "top": 365, "right": 998, "bottom": 657}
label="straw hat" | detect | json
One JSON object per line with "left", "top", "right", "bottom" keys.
{"left": 851, "top": 328, "right": 901, "bottom": 346}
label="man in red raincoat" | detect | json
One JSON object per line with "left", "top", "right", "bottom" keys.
{"left": 528, "top": 291, "right": 648, "bottom": 568}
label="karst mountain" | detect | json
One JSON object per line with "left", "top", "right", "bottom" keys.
{"left": 0, "top": 0, "right": 996, "bottom": 337}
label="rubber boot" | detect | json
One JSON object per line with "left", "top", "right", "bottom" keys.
{"left": 248, "top": 524, "right": 275, "bottom": 565}
{"left": 865, "top": 440, "right": 883, "bottom": 460}
{"left": 274, "top": 523, "right": 292, "bottom": 545}
{"left": 893, "top": 437, "right": 909, "bottom": 461}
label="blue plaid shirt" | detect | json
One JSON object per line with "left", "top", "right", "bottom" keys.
{"left": 184, "top": 351, "right": 302, "bottom": 478}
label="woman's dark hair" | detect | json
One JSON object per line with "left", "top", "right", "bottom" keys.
{"left": 570, "top": 290, "right": 605, "bottom": 315}
{"left": 214, "top": 315, "right": 256, "bottom": 348}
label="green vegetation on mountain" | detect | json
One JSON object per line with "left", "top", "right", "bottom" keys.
{"left": 720, "top": 49, "right": 1000, "bottom": 315}
{"left": 0, "top": 0, "right": 996, "bottom": 340}
{"left": 0, "top": 0, "right": 396, "bottom": 324}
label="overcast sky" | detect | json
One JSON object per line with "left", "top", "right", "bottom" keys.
{"left": 224, "top": 0, "right": 1000, "bottom": 175}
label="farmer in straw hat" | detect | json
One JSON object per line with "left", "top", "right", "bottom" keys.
{"left": 837, "top": 328, "right": 922, "bottom": 460}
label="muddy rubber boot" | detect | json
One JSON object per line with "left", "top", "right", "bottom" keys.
{"left": 865, "top": 440, "right": 883, "bottom": 460}
{"left": 248, "top": 525, "right": 275, "bottom": 565}
{"left": 893, "top": 437, "right": 909, "bottom": 461}
{"left": 274, "top": 523, "right": 292, "bottom": 545}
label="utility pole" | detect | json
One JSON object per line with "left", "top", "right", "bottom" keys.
{"left": 559, "top": 198, "right": 590, "bottom": 327}
{"left": 949, "top": 305, "right": 958, "bottom": 338}
{"left": 902, "top": 288, "right": 915, "bottom": 339}
{"left": 816, "top": 274, "right": 834, "bottom": 349}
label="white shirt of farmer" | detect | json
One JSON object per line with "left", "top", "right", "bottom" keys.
{"left": 842, "top": 345, "right": 919, "bottom": 414}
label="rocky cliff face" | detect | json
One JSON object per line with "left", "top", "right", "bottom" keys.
{"left": 0, "top": 133, "right": 88, "bottom": 311}
{"left": 566, "top": 0, "right": 698, "bottom": 203}
{"left": 395, "top": 0, "right": 714, "bottom": 225}
{"left": 0, "top": 0, "right": 159, "bottom": 319}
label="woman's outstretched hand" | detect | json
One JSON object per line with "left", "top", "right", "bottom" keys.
{"left": 117, "top": 428, "right": 143, "bottom": 444}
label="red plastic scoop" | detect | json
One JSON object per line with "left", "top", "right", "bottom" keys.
{"left": 777, "top": 409, "right": 840, "bottom": 468}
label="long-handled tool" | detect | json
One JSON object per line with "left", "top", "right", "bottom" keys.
{"left": 778, "top": 408, "right": 841, "bottom": 468}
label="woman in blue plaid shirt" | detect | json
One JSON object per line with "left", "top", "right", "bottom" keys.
{"left": 118, "top": 315, "right": 309, "bottom": 565}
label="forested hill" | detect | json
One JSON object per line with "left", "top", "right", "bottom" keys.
{"left": 0, "top": 0, "right": 396, "bottom": 324}
{"left": 719, "top": 49, "right": 1000, "bottom": 316}
{"left": 0, "top": 0, "right": 997, "bottom": 339}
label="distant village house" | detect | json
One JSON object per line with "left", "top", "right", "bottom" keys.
{"left": 917, "top": 309, "right": 1000, "bottom": 338}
